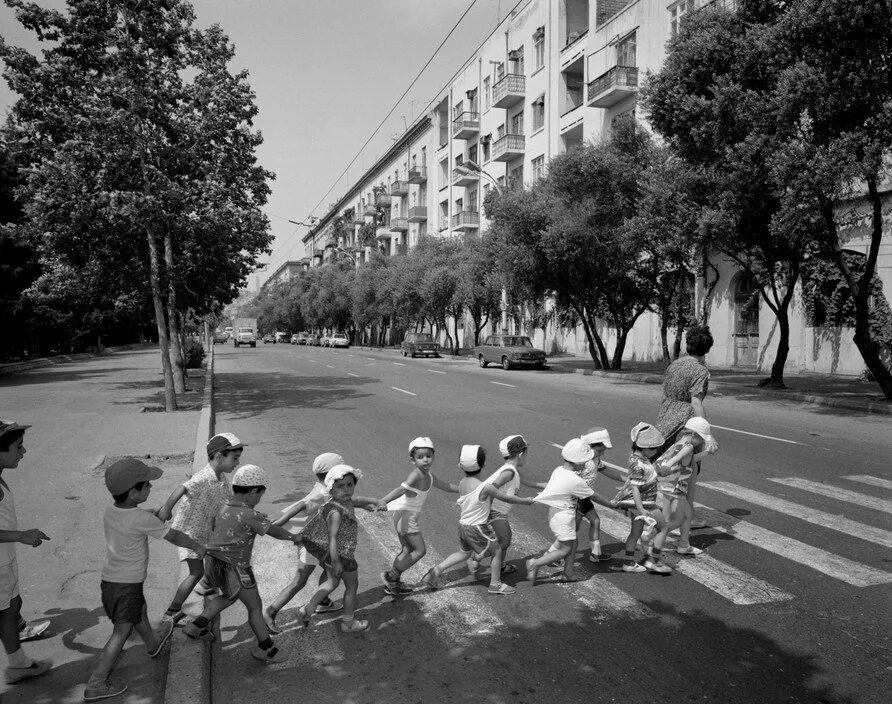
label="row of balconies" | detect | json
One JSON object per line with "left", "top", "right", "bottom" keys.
{"left": 438, "top": 211, "right": 481, "bottom": 232}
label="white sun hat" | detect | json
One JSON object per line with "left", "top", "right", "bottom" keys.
{"left": 459, "top": 444, "right": 486, "bottom": 471}
{"left": 408, "top": 436, "right": 434, "bottom": 457}
{"left": 561, "top": 438, "right": 594, "bottom": 464}
{"left": 312, "top": 452, "right": 344, "bottom": 476}
{"left": 581, "top": 427, "right": 612, "bottom": 448}
{"left": 324, "top": 464, "right": 363, "bottom": 491}
{"left": 231, "top": 464, "right": 268, "bottom": 487}
{"left": 630, "top": 422, "right": 665, "bottom": 449}
{"left": 684, "top": 417, "right": 716, "bottom": 445}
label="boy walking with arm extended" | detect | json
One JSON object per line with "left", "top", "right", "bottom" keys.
{"left": 85, "top": 458, "right": 206, "bottom": 702}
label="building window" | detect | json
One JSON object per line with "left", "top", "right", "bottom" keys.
{"left": 468, "top": 190, "right": 478, "bottom": 211}
{"left": 532, "top": 155, "right": 545, "bottom": 181}
{"left": 483, "top": 76, "right": 491, "bottom": 110}
{"left": 511, "top": 111, "right": 524, "bottom": 136}
{"left": 467, "top": 87, "right": 478, "bottom": 113}
{"left": 669, "top": 0, "right": 697, "bottom": 39}
{"left": 468, "top": 143, "right": 478, "bottom": 164}
{"left": 452, "top": 100, "right": 464, "bottom": 119}
{"left": 616, "top": 31, "right": 637, "bottom": 67}
{"left": 482, "top": 135, "right": 491, "bottom": 162}
{"left": 532, "top": 95, "right": 545, "bottom": 131}
{"left": 494, "top": 61, "right": 505, "bottom": 82}
{"left": 534, "top": 27, "right": 545, "bottom": 70}
{"left": 421, "top": 146, "right": 426, "bottom": 165}
{"left": 508, "top": 165, "right": 524, "bottom": 190}
{"left": 509, "top": 46, "right": 525, "bottom": 76}
{"left": 497, "top": 124, "right": 506, "bottom": 139}
{"left": 439, "top": 158, "right": 449, "bottom": 186}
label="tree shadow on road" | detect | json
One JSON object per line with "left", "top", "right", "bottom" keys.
{"left": 0, "top": 367, "right": 144, "bottom": 388}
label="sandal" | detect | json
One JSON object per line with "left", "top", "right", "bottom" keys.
{"left": 500, "top": 563, "right": 517, "bottom": 575}
{"left": 340, "top": 617, "right": 369, "bottom": 633}
{"left": 487, "top": 582, "right": 516, "bottom": 595}
{"left": 525, "top": 559, "right": 539, "bottom": 584}
{"left": 420, "top": 569, "right": 439, "bottom": 591}
{"left": 149, "top": 621, "right": 175, "bottom": 657}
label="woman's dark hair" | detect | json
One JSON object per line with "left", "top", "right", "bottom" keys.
{"left": 685, "top": 325, "right": 714, "bottom": 357}
{"left": 112, "top": 480, "right": 148, "bottom": 503}
{"left": 233, "top": 484, "right": 266, "bottom": 494}
{"left": 0, "top": 429, "right": 26, "bottom": 452}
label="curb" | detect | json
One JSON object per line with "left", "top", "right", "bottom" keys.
{"left": 163, "top": 346, "right": 214, "bottom": 704}
{"left": 0, "top": 343, "right": 146, "bottom": 378}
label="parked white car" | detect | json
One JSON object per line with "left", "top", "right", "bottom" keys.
{"left": 330, "top": 333, "right": 350, "bottom": 348}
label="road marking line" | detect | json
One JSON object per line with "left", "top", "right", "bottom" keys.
{"left": 427, "top": 369, "right": 446, "bottom": 374}
{"left": 844, "top": 475, "right": 892, "bottom": 491}
{"left": 770, "top": 477, "right": 892, "bottom": 515}
{"left": 366, "top": 357, "right": 376, "bottom": 361}
{"left": 692, "top": 503, "right": 892, "bottom": 588}
{"left": 357, "top": 513, "right": 502, "bottom": 642}
{"left": 325, "top": 364, "right": 334, "bottom": 369}
{"left": 393, "top": 362, "right": 406, "bottom": 366}
{"left": 347, "top": 354, "right": 355, "bottom": 357}
{"left": 391, "top": 386, "right": 417, "bottom": 397}
{"left": 709, "top": 424, "right": 806, "bottom": 446}
{"left": 700, "top": 481, "right": 892, "bottom": 549}
{"left": 597, "top": 508, "right": 793, "bottom": 605}
{"left": 490, "top": 381, "right": 516, "bottom": 388}
{"left": 347, "top": 372, "right": 360, "bottom": 378}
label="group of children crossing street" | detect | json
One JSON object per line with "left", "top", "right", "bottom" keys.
{"left": 0, "top": 415, "right": 717, "bottom": 701}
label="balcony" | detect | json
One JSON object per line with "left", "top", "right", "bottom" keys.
{"left": 390, "top": 217, "right": 409, "bottom": 232}
{"left": 451, "top": 210, "right": 479, "bottom": 230}
{"left": 407, "top": 165, "right": 427, "bottom": 183}
{"left": 390, "top": 180, "right": 409, "bottom": 197}
{"left": 492, "top": 134, "right": 525, "bottom": 162}
{"left": 492, "top": 74, "right": 526, "bottom": 109}
{"left": 408, "top": 206, "right": 427, "bottom": 223}
{"left": 452, "top": 111, "right": 480, "bottom": 140}
{"left": 376, "top": 226, "right": 393, "bottom": 240}
{"left": 352, "top": 212, "right": 366, "bottom": 225}
{"left": 587, "top": 65, "right": 638, "bottom": 108}
{"left": 363, "top": 203, "right": 377, "bottom": 216}
{"left": 452, "top": 167, "right": 479, "bottom": 187}
{"left": 374, "top": 193, "right": 392, "bottom": 208}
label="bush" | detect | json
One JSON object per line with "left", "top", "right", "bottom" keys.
{"left": 183, "top": 338, "right": 205, "bottom": 368}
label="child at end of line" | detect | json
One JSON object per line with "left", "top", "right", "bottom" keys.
{"left": 85, "top": 458, "right": 206, "bottom": 703}
{"left": 421, "top": 445, "right": 534, "bottom": 596}
{"left": 577, "top": 427, "right": 615, "bottom": 563}
{"left": 376, "top": 437, "right": 457, "bottom": 595}
{"left": 263, "top": 452, "right": 346, "bottom": 634}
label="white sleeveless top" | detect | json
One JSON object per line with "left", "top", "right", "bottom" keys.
{"left": 387, "top": 474, "right": 432, "bottom": 512}
{"left": 0, "top": 481, "right": 18, "bottom": 566}
{"left": 483, "top": 463, "right": 519, "bottom": 514}
{"left": 457, "top": 483, "right": 491, "bottom": 526}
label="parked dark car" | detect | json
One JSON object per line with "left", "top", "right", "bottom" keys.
{"left": 473, "top": 335, "right": 546, "bottom": 370}
{"left": 401, "top": 332, "right": 440, "bottom": 358}
{"left": 212, "top": 330, "right": 228, "bottom": 345}
{"left": 262, "top": 334, "right": 276, "bottom": 344}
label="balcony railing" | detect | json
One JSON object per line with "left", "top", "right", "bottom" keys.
{"left": 452, "top": 111, "right": 480, "bottom": 139}
{"left": 352, "top": 212, "right": 366, "bottom": 224}
{"left": 587, "top": 65, "right": 638, "bottom": 108}
{"left": 452, "top": 167, "right": 479, "bottom": 187}
{"left": 408, "top": 206, "right": 427, "bottom": 222}
{"left": 492, "top": 134, "right": 525, "bottom": 162}
{"left": 451, "top": 210, "right": 480, "bottom": 230}
{"left": 376, "top": 226, "right": 393, "bottom": 240}
{"left": 407, "top": 165, "right": 427, "bottom": 183}
{"left": 390, "top": 180, "right": 409, "bottom": 197}
{"left": 374, "top": 193, "right": 392, "bottom": 207}
{"left": 390, "top": 217, "right": 409, "bottom": 232}
{"left": 363, "top": 204, "right": 377, "bottom": 216}
{"left": 492, "top": 74, "right": 526, "bottom": 109}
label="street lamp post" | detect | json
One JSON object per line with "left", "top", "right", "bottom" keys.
{"left": 288, "top": 217, "right": 319, "bottom": 266}
{"left": 453, "top": 160, "right": 509, "bottom": 335}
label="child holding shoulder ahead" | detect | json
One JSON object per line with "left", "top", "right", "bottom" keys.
{"left": 85, "top": 458, "right": 206, "bottom": 702}
{"left": 527, "top": 438, "right": 597, "bottom": 584}
{"left": 263, "top": 452, "right": 345, "bottom": 633}
{"left": 377, "top": 437, "right": 457, "bottom": 595}
{"left": 421, "top": 445, "right": 534, "bottom": 596}
{"left": 577, "top": 428, "right": 615, "bottom": 563}
{"left": 184, "top": 465, "right": 302, "bottom": 664}
{"left": 298, "top": 465, "right": 380, "bottom": 632}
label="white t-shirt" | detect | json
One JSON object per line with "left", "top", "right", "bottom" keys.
{"left": 102, "top": 505, "right": 169, "bottom": 583}
{"left": 0, "top": 480, "right": 17, "bottom": 567}
{"left": 533, "top": 467, "right": 593, "bottom": 511}
{"left": 483, "top": 463, "right": 519, "bottom": 514}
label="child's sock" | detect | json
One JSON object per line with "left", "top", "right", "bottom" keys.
{"left": 384, "top": 569, "right": 400, "bottom": 583}
{"left": 191, "top": 616, "right": 210, "bottom": 630}
{"left": 650, "top": 547, "right": 662, "bottom": 563}
{"left": 592, "top": 540, "right": 602, "bottom": 556}
{"left": 166, "top": 603, "right": 183, "bottom": 614}
{"left": 257, "top": 637, "right": 274, "bottom": 651}
{"left": 624, "top": 550, "right": 636, "bottom": 563}
{"left": 7, "top": 648, "right": 32, "bottom": 668}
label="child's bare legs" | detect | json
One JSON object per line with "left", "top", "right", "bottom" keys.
{"left": 0, "top": 596, "right": 23, "bottom": 658}
{"left": 489, "top": 516, "right": 513, "bottom": 573}
{"left": 387, "top": 532, "right": 426, "bottom": 583}
{"left": 423, "top": 550, "right": 472, "bottom": 587}
{"left": 622, "top": 513, "right": 647, "bottom": 570}
{"left": 234, "top": 586, "right": 272, "bottom": 644}
{"left": 165, "top": 558, "right": 203, "bottom": 617}
{"left": 265, "top": 563, "right": 315, "bottom": 629}
{"left": 301, "top": 570, "right": 341, "bottom": 624}
{"left": 678, "top": 472, "right": 700, "bottom": 549}
{"left": 86, "top": 622, "right": 133, "bottom": 687}
{"left": 340, "top": 570, "right": 358, "bottom": 621}
{"left": 526, "top": 540, "right": 574, "bottom": 582}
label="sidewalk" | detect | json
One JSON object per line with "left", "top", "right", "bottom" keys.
{"left": 0, "top": 347, "right": 203, "bottom": 704}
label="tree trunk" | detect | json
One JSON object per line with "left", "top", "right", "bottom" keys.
{"left": 612, "top": 327, "right": 630, "bottom": 370}
{"left": 96, "top": 333, "right": 104, "bottom": 354}
{"left": 659, "top": 314, "right": 671, "bottom": 366}
{"left": 577, "top": 308, "right": 610, "bottom": 369}
{"left": 452, "top": 315, "right": 460, "bottom": 355}
{"left": 145, "top": 222, "right": 177, "bottom": 411}
{"left": 760, "top": 303, "right": 790, "bottom": 389}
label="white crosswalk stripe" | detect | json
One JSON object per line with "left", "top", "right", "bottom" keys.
{"left": 769, "top": 477, "right": 892, "bottom": 514}
{"left": 843, "top": 474, "right": 892, "bottom": 491}
{"left": 700, "top": 481, "right": 892, "bottom": 549}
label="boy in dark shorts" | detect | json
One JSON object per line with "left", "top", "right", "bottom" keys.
{"left": 85, "top": 458, "right": 205, "bottom": 702}
{"left": 183, "top": 465, "right": 302, "bottom": 663}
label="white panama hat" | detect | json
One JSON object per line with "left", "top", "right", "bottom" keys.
{"left": 561, "top": 438, "right": 594, "bottom": 464}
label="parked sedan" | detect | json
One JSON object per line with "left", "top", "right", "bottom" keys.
{"left": 330, "top": 333, "right": 350, "bottom": 348}
{"left": 401, "top": 332, "right": 440, "bottom": 358}
{"left": 212, "top": 330, "right": 228, "bottom": 345}
{"left": 262, "top": 334, "right": 276, "bottom": 344}
{"left": 473, "top": 335, "right": 547, "bottom": 370}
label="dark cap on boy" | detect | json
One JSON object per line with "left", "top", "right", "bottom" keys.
{"left": 0, "top": 420, "right": 32, "bottom": 439}
{"left": 206, "top": 432, "right": 246, "bottom": 458}
{"left": 105, "top": 457, "right": 163, "bottom": 495}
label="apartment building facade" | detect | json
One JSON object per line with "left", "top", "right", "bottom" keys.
{"left": 296, "top": 0, "right": 890, "bottom": 376}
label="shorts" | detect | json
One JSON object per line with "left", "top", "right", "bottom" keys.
{"left": 488, "top": 510, "right": 510, "bottom": 525}
{"left": 0, "top": 560, "right": 20, "bottom": 610}
{"left": 304, "top": 541, "right": 358, "bottom": 573}
{"left": 298, "top": 545, "right": 319, "bottom": 567}
{"left": 204, "top": 555, "right": 257, "bottom": 600}
{"left": 548, "top": 507, "right": 578, "bottom": 542}
{"left": 391, "top": 510, "right": 422, "bottom": 536}
{"left": 458, "top": 523, "right": 499, "bottom": 557}
{"left": 577, "top": 497, "right": 595, "bottom": 514}
{"left": 100, "top": 581, "right": 145, "bottom": 624}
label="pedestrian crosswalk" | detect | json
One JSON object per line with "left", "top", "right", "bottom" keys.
{"left": 245, "top": 471, "right": 890, "bottom": 654}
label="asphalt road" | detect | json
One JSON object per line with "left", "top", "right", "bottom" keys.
{"left": 210, "top": 343, "right": 891, "bottom": 704}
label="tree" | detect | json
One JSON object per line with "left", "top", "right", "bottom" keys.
{"left": 1, "top": 0, "right": 273, "bottom": 409}
{"left": 456, "top": 233, "right": 502, "bottom": 346}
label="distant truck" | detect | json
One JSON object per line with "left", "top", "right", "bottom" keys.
{"left": 232, "top": 318, "right": 258, "bottom": 348}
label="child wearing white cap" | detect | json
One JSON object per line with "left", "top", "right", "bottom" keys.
{"left": 421, "top": 446, "right": 534, "bottom": 596}
{"left": 263, "top": 452, "right": 347, "bottom": 633}
{"left": 157, "top": 432, "right": 245, "bottom": 623}
{"left": 527, "top": 438, "right": 598, "bottom": 583}
{"left": 576, "top": 428, "right": 615, "bottom": 563}
{"left": 183, "top": 465, "right": 303, "bottom": 663}
{"left": 376, "top": 437, "right": 458, "bottom": 596}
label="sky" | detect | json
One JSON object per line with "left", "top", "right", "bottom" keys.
{"left": 0, "top": 0, "right": 521, "bottom": 287}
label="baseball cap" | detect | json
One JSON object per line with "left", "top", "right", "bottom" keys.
{"left": 581, "top": 427, "right": 612, "bottom": 448}
{"left": 684, "top": 417, "right": 715, "bottom": 445}
{"left": 0, "top": 420, "right": 32, "bottom": 439}
{"left": 105, "top": 457, "right": 163, "bottom": 496}
{"left": 232, "top": 464, "right": 268, "bottom": 487}
{"left": 630, "top": 422, "right": 665, "bottom": 449}
{"left": 459, "top": 444, "right": 486, "bottom": 472}
{"left": 498, "top": 435, "right": 529, "bottom": 458}
{"left": 312, "top": 452, "right": 344, "bottom": 476}
{"left": 561, "top": 438, "right": 594, "bottom": 464}
{"left": 408, "top": 436, "right": 434, "bottom": 457}
{"left": 206, "top": 432, "right": 246, "bottom": 458}
{"left": 324, "top": 464, "right": 363, "bottom": 491}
